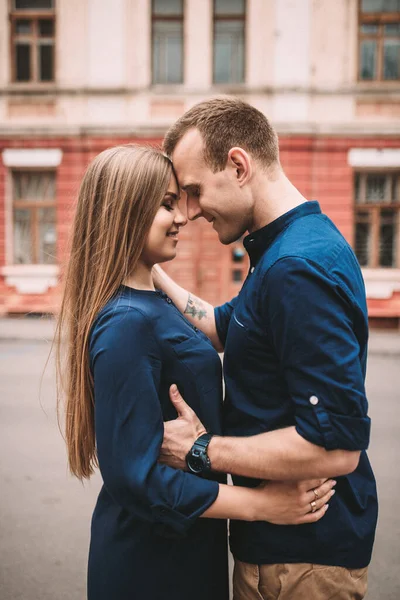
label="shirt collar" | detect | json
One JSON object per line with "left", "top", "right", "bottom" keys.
{"left": 243, "top": 201, "right": 321, "bottom": 266}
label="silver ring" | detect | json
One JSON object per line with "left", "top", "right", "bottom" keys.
{"left": 313, "top": 488, "right": 319, "bottom": 500}
{"left": 310, "top": 501, "right": 317, "bottom": 513}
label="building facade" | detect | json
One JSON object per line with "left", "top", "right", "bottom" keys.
{"left": 0, "top": 0, "right": 399, "bottom": 325}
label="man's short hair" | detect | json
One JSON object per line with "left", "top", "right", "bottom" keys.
{"left": 163, "top": 97, "right": 279, "bottom": 172}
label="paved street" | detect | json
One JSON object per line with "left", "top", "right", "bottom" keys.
{"left": 0, "top": 335, "right": 399, "bottom": 600}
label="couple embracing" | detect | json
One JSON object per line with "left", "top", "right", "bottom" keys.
{"left": 57, "top": 97, "right": 377, "bottom": 600}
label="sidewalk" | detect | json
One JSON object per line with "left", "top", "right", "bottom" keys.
{"left": 0, "top": 317, "right": 56, "bottom": 342}
{"left": 367, "top": 330, "right": 400, "bottom": 356}
{"left": 0, "top": 316, "right": 399, "bottom": 355}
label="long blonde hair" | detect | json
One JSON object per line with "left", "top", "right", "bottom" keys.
{"left": 56, "top": 144, "right": 173, "bottom": 480}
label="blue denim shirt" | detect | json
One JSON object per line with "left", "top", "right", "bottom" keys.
{"left": 215, "top": 201, "right": 378, "bottom": 568}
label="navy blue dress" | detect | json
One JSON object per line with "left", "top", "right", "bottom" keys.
{"left": 88, "top": 285, "right": 228, "bottom": 600}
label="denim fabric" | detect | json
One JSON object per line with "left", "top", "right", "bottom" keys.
{"left": 215, "top": 201, "right": 377, "bottom": 569}
{"left": 88, "top": 286, "right": 228, "bottom": 600}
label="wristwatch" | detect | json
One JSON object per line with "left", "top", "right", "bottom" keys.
{"left": 186, "top": 433, "right": 213, "bottom": 475}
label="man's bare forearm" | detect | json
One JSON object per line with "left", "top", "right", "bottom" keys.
{"left": 208, "top": 426, "right": 360, "bottom": 480}
{"left": 152, "top": 265, "right": 223, "bottom": 350}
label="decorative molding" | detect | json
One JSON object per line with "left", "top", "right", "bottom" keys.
{"left": 1, "top": 123, "right": 400, "bottom": 139}
{"left": 2, "top": 148, "right": 63, "bottom": 168}
{"left": 348, "top": 148, "right": 400, "bottom": 168}
{"left": 1, "top": 265, "right": 59, "bottom": 294}
{"left": 0, "top": 84, "right": 399, "bottom": 97}
{"left": 362, "top": 269, "right": 400, "bottom": 300}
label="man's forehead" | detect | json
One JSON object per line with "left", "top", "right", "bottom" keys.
{"left": 171, "top": 129, "right": 210, "bottom": 191}
{"left": 172, "top": 128, "right": 204, "bottom": 163}
{"left": 172, "top": 159, "right": 199, "bottom": 190}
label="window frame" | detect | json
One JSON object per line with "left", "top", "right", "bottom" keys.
{"left": 212, "top": 0, "right": 246, "bottom": 85}
{"left": 8, "top": 0, "right": 56, "bottom": 85}
{"left": 354, "top": 169, "right": 400, "bottom": 269}
{"left": 11, "top": 168, "right": 57, "bottom": 265}
{"left": 357, "top": 0, "right": 400, "bottom": 82}
{"left": 151, "top": 0, "right": 185, "bottom": 86}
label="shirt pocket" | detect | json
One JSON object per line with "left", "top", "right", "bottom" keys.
{"left": 232, "top": 312, "right": 246, "bottom": 329}
{"left": 224, "top": 311, "right": 250, "bottom": 374}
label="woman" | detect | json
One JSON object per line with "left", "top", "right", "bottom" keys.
{"left": 56, "top": 145, "right": 334, "bottom": 600}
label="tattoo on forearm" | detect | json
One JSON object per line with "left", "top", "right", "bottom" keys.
{"left": 184, "top": 294, "right": 207, "bottom": 320}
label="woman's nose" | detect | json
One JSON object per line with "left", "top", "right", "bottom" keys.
{"left": 174, "top": 206, "right": 187, "bottom": 227}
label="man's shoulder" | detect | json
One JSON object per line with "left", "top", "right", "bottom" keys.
{"left": 258, "top": 213, "right": 353, "bottom": 277}
{"left": 253, "top": 213, "right": 366, "bottom": 312}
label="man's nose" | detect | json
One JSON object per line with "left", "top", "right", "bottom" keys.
{"left": 186, "top": 197, "right": 202, "bottom": 221}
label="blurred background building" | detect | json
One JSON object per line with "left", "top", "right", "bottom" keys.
{"left": 0, "top": 0, "right": 399, "bottom": 326}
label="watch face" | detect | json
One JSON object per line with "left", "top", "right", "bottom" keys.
{"left": 187, "top": 454, "right": 206, "bottom": 474}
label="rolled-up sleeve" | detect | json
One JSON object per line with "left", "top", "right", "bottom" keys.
{"left": 90, "top": 307, "right": 219, "bottom": 536}
{"left": 264, "top": 257, "right": 371, "bottom": 451}
{"left": 214, "top": 295, "right": 239, "bottom": 347}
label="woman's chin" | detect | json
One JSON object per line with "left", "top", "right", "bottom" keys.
{"left": 156, "top": 250, "right": 178, "bottom": 264}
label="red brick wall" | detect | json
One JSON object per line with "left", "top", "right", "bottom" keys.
{"left": 0, "top": 154, "right": 5, "bottom": 269}
{"left": 0, "top": 134, "right": 399, "bottom": 318}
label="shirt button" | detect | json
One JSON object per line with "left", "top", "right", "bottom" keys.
{"left": 166, "top": 297, "right": 172, "bottom": 304}
{"left": 250, "top": 267, "right": 255, "bottom": 273}
{"left": 193, "top": 326, "right": 198, "bottom": 332}
{"left": 309, "top": 395, "right": 319, "bottom": 406}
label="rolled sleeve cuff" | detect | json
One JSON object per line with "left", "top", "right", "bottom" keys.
{"left": 295, "top": 406, "right": 371, "bottom": 451}
{"left": 150, "top": 479, "right": 219, "bottom": 538}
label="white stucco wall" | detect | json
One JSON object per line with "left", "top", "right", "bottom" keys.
{"left": 0, "top": 0, "right": 8, "bottom": 88}
{"left": 247, "top": 0, "right": 275, "bottom": 88}
{"left": 273, "top": 0, "right": 311, "bottom": 89}
{"left": 310, "top": 0, "right": 355, "bottom": 89}
{"left": 185, "top": 0, "right": 212, "bottom": 88}
{"left": 87, "top": 0, "right": 127, "bottom": 88}
{"left": 127, "top": 0, "right": 151, "bottom": 88}
{"left": 57, "top": 0, "right": 87, "bottom": 87}
{"left": 0, "top": 0, "right": 398, "bottom": 133}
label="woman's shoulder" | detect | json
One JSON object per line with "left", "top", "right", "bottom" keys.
{"left": 97, "top": 286, "right": 161, "bottom": 323}
{"left": 90, "top": 290, "right": 157, "bottom": 351}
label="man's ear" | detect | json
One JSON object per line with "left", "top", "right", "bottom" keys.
{"left": 227, "top": 147, "right": 252, "bottom": 185}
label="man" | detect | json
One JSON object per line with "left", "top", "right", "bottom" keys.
{"left": 154, "top": 97, "right": 377, "bottom": 600}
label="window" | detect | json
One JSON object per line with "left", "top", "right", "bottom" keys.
{"left": 358, "top": 0, "right": 400, "bottom": 81}
{"left": 213, "top": 0, "right": 246, "bottom": 84}
{"left": 12, "top": 171, "right": 57, "bottom": 264}
{"left": 9, "top": 0, "right": 55, "bottom": 83}
{"left": 354, "top": 172, "right": 400, "bottom": 268}
{"left": 152, "top": 0, "right": 183, "bottom": 85}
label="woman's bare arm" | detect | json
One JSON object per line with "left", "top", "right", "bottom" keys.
{"left": 152, "top": 265, "right": 222, "bottom": 350}
{"left": 202, "top": 478, "right": 335, "bottom": 525}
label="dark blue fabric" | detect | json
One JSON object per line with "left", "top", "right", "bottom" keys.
{"left": 88, "top": 286, "right": 228, "bottom": 600}
{"left": 215, "top": 201, "right": 378, "bottom": 569}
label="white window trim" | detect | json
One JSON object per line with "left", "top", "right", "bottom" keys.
{"left": 362, "top": 269, "right": 400, "bottom": 300}
{"left": 1, "top": 265, "right": 59, "bottom": 294}
{"left": 348, "top": 148, "right": 400, "bottom": 169}
{"left": 1, "top": 148, "right": 62, "bottom": 294}
{"left": 2, "top": 149, "right": 62, "bottom": 168}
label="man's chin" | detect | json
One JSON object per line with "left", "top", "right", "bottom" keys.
{"left": 217, "top": 229, "right": 241, "bottom": 245}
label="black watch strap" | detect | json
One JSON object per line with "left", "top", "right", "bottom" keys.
{"left": 186, "top": 432, "right": 214, "bottom": 475}
{"left": 195, "top": 432, "right": 213, "bottom": 450}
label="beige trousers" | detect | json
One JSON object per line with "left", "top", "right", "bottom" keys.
{"left": 233, "top": 559, "right": 368, "bottom": 600}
